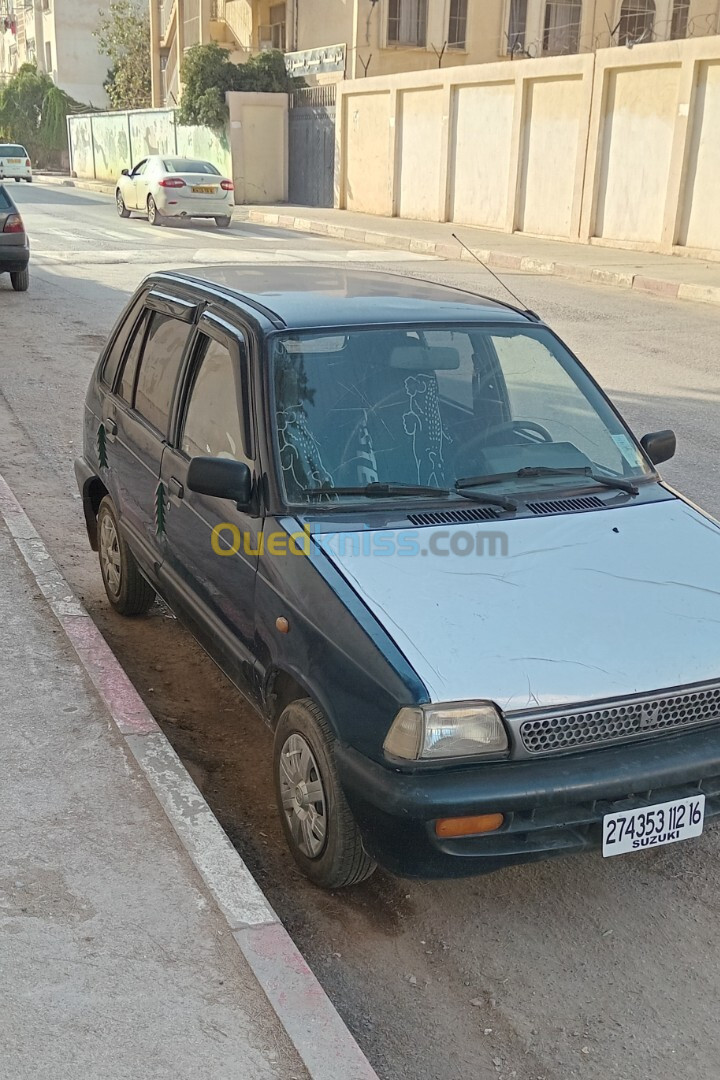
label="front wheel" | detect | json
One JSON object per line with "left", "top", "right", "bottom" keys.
{"left": 215, "top": 216, "right": 232, "bottom": 229}
{"left": 147, "top": 195, "right": 160, "bottom": 226}
{"left": 116, "top": 190, "right": 130, "bottom": 218}
{"left": 97, "top": 496, "right": 156, "bottom": 615}
{"left": 10, "top": 268, "right": 29, "bottom": 292}
{"left": 274, "top": 699, "right": 376, "bottom": 889}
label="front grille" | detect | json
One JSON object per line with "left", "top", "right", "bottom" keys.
{"left": 517, "top": 682, "right": 720, "bottom": 755}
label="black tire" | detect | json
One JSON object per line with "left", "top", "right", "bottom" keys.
{"left": 274, "top": 698, "right": 376, "bottom": 889}
{"left": 116, "top": 189, "right": 130, "bottom": 218}
{"left": 97, "top": 496, "right": 155, "bottom": 616}
{"left": 26, "top": 176, "right": 32, "bottom": 183}
{"left": 10, "top": 268, "right": 29, "bottom": 292}
{"left": 215, "top": 216, "right": 232, "bottom": 229}
{"left": 147, "top": 195, "right": 160, "bottom": 226}
{"left": 14, "top": 177, "right": 20, "bottom": 182}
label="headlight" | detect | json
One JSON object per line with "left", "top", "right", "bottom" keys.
{"left": 383, "top": 702, "right": 508, "bottom": 762}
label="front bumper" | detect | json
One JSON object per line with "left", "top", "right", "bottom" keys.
{"left": 336, "top": 725, "right": 720, "bottom": 877}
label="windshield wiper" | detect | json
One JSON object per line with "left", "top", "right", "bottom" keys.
{"left": 303, "top": 481, "right": 517, "bottom": 511}
{"left": 303, "top": 482, "right": 450, "bottom": 499}
{"left": 456, "top": 466, "right": 639, "bottom": 496}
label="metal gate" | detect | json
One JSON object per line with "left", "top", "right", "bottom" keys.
{"left": 288, "top": 85, "right": 336, "bottom": 208}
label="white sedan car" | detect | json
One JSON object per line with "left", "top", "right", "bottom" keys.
{"left": 0, "top": 144, "right": 32, "bottom": 183}
{"left": 115, "top": 156, "right": 234, "bottom": 228}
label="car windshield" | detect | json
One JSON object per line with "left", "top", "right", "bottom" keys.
{"left": 163, "top": 159, "right": 219, "bottom": 175}
{"left": 270, "top": 325, "right": 653, "bottom": 504}
{"left": 0, "top": 146, "right": 26, "bottom": 157}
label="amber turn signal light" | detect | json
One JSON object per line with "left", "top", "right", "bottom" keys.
{"left": 435, "top": 814, "right": 504, "bottom": 838}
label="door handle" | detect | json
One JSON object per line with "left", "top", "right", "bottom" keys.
{"left": 102, "top": 417, "right": 117, "bottom": 439}
{"left": 168, "top": 477, "right": 184, "bottom": 500}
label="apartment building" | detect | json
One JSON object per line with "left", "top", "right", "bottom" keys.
{"left": 150, "top": 0, "right": 720, "bottom": 105}
{"left": 0, "top": 0, "right": 108, "bottom": 104}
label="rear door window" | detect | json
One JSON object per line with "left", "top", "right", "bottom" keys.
{"left": 133, "top": 312, "right": 193, "bottom": 435}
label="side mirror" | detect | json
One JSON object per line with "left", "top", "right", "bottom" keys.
{"left": 641, "top": 429, "right": 676, "bottom": 466}
{"left": 186, "top": 456, "right": 252, "bottom": 508}
{"left": 121, "top": 168, "right": 130, "bottom": 176}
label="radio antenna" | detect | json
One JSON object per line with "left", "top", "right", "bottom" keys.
{"left": 451, "top": 233, "right": 540, "bottom": 320}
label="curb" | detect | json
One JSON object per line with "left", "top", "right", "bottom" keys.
{"left": 34, "top": 177, "right": 719, "bottom": 308}
{"left": 0, "top": 471, "right": 379, "bottom": 1080}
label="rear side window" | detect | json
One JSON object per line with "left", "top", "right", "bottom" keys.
{"left": 117, "top": 309, "right": 150, "bottom": 403}
{"left": 134, "top": 313, "right": 192, "bottom": 434}
{"left": 101, "top": 293, "right": 147, "bottom": 388}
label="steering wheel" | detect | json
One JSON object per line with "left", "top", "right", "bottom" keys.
{"left": 458, "top": 418, "right": 554, "bottom": 463}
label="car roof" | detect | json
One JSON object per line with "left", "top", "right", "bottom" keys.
{"left": 158, "top": 265, "right": 534, "bottom": 330}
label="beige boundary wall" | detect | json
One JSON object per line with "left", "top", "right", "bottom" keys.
{"left": 335, "top": 36, "right": 720, "bottom": 258}
{"left": 68, "top": 93, "right": 288, "bottom": 205}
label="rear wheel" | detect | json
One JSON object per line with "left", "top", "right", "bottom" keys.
{"left": 98, "top": 496, "right": 156, "bottom": 615}
{"left": 147, "top": 195, "right": 160, "bottom": 226}
{"left": 14, "top": 177, "right": 20, "bottom": 182}
{"left": 116, "top": 189, "right": 130, "bottom": 218}
{"left": 10, "top": 268, "right": 29, "bottom": 292}
{"left": 26, "top": 176, "right": 32, "bottom": 183}
{"left": 215, "top": 216, "right": 231, "bottom": 229}
{"left": 274, "top": 698, "right": 376, "bottom": 889}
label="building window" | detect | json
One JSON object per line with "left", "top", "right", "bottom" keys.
{"left": 44, "top": 40, "right": 52, "bottom": 71}
{"left": 618, "top": 0, "right": 655, "bottom": 45}
{"left": 543, "top": 1, "right": 582, "bottom": 54}
{"left": 269, "top": 4, "right": 286, "bottom": 49}
{"left": 387, "top": 0, "right": 428, "bottom": 47}
{"left": 670, "top": 0, "right": 690, "bottom": 39}
{"left": 507, "top": 0, "right": 528, "bottom": 55}
{"left": 260, "top": 4, "right": 286, "bottom": 50}
{"left": 448, "top": 0, "right": 468, "bottom": 49}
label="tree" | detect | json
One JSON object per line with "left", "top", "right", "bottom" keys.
{"left": 0, "top": 64, "right": 86, "bottom": 165}
{"left": 95, "top": 0, "right": 151, "bottom": 111}
{"left": 178, "top": 44, "right": 299, "bottom": 132}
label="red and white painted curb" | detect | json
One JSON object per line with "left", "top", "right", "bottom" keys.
{"left": 0, "top": 471, "right": 378, "bottom": 1080}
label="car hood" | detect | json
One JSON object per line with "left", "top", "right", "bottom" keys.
{"left": 312, "top": 497, "right": 720, "bottom": 711}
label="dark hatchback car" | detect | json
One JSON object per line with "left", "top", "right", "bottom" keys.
{"left": 77, "top": 266, "right": 720, "bottom": 888}
{"left": 0, "top": 184, "right": 29, "bottom": 291}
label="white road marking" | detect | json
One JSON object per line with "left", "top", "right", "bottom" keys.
{"left": 193, "top": 248, "right": 437, "bottom": 264}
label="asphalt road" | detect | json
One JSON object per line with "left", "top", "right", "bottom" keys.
{"left": 3, "top": 181, "right": 720, "bottom": 1080}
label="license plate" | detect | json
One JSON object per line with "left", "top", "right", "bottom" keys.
{"left": 8, "top": 158, "right": 21, "bottom": 164}
{"left": 603, "top": 794, "right": 705, "bottom": 857}
{"left": 192, "top": 185, "right": 215, "bottom": 194}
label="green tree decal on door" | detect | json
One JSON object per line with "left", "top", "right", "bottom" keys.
{"left": 97, "top": 422, "right": 109, "bottom": 469}
{"left": 154, "top": 481, "right": 168, "bottom": 536}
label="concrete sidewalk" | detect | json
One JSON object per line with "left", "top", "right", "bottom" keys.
{"left": 34, "top": 174, "right": 720, "bottom": 307}
{"left": 0, "top": 477, "right": 377, "bottom": 1080}
{"left": 237, "top": 205, "right": 720, "bottom": 307}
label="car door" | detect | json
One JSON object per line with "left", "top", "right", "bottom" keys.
{"left": 157, "top": 311, "right": 262, "bottom": 700}
{"left": 125, "top": 158, "right": 147, "bottom": 209}
{"left": 102, "top": 290, "right": 197, "bottom": 578}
